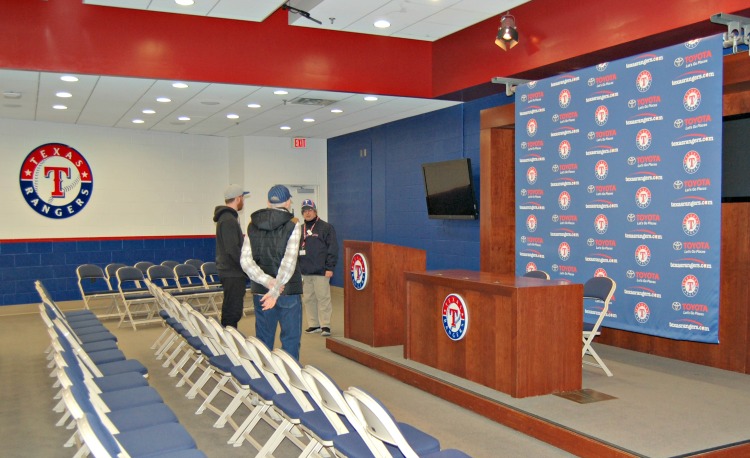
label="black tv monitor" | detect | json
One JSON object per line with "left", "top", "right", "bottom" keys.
{"left": 421, "top": 158, "right": 478, "bottom": 220}
{"left": 722, "top": 115, "right": 750, "bottom": 202}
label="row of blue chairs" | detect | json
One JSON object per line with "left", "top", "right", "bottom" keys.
{"left": 149, "top": 283, "right": 472, "bottom": 457}
{"left": 36, "top": 280, "right": 207, "bottom": 457}
{"left": 77, "top": 261, "right": 222, "bottom": 330}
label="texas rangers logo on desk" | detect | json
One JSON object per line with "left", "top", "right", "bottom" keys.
{"left": 442, "top": 293, "right": 469, "bottom": 341}
{"left": 350, "top": 252, "right": 369, "bottom": 291}
{"left": 19, "top": 143, "right": 93, "bottom": 219}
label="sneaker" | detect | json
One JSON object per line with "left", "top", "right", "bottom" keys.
{"left": 321, "top": 327, "right": 331, "bottom": 337}
{"left": 305, "top": 326, "right": 321, "bottom": 334}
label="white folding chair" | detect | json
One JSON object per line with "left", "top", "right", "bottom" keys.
{"left": 582, "top": 276, "right": 617, "bottom": 377}
{"left": 174, "top": 263, "right": 221, "bottom": 317}
{"left": 116, "top": 267, "right": 160, "bottom": 330}
{"left": 76, "top": 264, "right": 121, "bottom": 319}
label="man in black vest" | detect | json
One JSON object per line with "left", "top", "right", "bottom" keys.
{"left": 240, "top": 185, "right": 304, "bottom": 359}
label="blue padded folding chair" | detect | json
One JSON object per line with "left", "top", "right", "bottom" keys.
{"left": 76, "top": 264, "right": 121, "bottom": 319}
{"left": 134, "top": 261, "right": 155, "bottom": 275}
{"left": 582, "top": 276, "right": 617, "bottom": 377}
{"left": 116, "top": 266, "right": 160, "bottom": 330}
{"left": 174, "top": 263, "right": 221, "bottom": 316}
{"left": 200, "top": 261, "right": 221, "bottom": 287}
{"left": 105, "top": 263, "right": 128, "bottom": 290}
{"left": 344, "top": 387, "right": 473, "bottom": 458}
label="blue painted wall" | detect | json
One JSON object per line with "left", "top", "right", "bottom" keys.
{"left": 327, "top": 93, "right": 512, "bottom": 287}
{"left": 0, "top": 237, "right": 215, "bottom": 305}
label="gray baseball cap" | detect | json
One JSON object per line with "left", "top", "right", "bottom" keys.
{"left": 224, "top": 184, "right": 249, "bottom": 200}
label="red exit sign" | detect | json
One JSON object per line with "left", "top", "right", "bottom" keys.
{"left": 293, "top": 137, "right": 307, "bottom": 148}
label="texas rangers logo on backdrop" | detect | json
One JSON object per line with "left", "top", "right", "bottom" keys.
{"left": 19, "top": 143, "right": 93, "bottom": 219}
{"left": 442, "top": 293, "right": 469, "bottom": 341}
{"left": 350, "top": 253, "right": 369, "bottom": 291}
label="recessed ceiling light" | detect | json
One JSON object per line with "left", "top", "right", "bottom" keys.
{"left": 303, "top": 118, "right": 315, "bottom": 123}
{"left": 364, "top": 96, "right": 378, "bottom": 101}
{"left": 175, "top": 0, "right": 194, "bottom": 5}
{"left": 331, "top": 108, "right": 343, "bottom": 113}
{"left": 247, "top": 103, "right": 261, "bottom": 108}
{"left": 156, "top": 97, "right": 171, "bottom": 103}
{"left": 227, "top": 113, "right": 239, "bottom": 119}
{"left": 374, "top": 19, "right": 391, "bottom": 28}
{"left": 60, "top": 75, "right": 79, "bottom": 82}
{"left": 178, "top": 116, "right": 191, "bottom": 121}
{"left": 142, "top": 109, "right": 156, "bottom": 114}
{"left": 274, "top": 90, "right": 289, "bottom": 95}
{"left": 52, "top": 104, "right": 67, "bottom": 110}
{"left": 3, "top": 91, "right": 22, "bottom": 99}
{"left": 280, "top": 126, "right": 291, "bottom": 130}
{"left": 56, "top": 91, "right": 72, "bottom": 98}
{"left": 172, "top": 82, "right": 188, "bottom": 89}
{"left": 132, "top": 119, "right": 145, "bottom": 124}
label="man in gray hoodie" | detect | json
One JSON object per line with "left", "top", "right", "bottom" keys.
{"left": 213, "top": 184, "right": 249, "bottom": 328}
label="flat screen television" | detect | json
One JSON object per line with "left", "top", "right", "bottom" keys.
{"left": 422, "top": 158, "right": 478, "bottom": 220}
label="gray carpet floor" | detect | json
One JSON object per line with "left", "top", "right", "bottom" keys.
{"left": 3, "top": 287, "right": 749, "bottom": 457}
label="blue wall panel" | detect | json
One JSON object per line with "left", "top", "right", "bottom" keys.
{"left": 0, "top": 237, "right": 215, "bottom": 306}
{"left": 327, "top": 92, "right": 511, "bottom": 287}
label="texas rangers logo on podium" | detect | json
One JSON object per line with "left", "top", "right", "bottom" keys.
{"left": 350, "top": 252, "right": 369, "bottom": 291}
{"left": 19, "top": 143, "right": 94, "bottom": 219}
{"left": 442, "top": 293, "right": 469, "bottom": 341}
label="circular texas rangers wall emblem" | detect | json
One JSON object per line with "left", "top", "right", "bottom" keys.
{"left": 19, "top": 143, "right": 93, "bottom": 219}
{"left": 442, "top": 293, "right": 469, "bottom": 341}
{"left": 350, "top": 252, "right": 369, "bottom": 290}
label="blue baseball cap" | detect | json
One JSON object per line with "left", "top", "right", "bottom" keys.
{"left": 301, "top": 199, "right": 316, "bottom": 211}
{"left": 268, "top": 184, "right": 292, "bottom": 204}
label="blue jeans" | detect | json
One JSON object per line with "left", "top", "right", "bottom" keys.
{"left": 253, "top": 294, "right": 302, "bottom": 360}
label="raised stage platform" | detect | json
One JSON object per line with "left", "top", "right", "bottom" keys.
{"left": 328, "top": 336, "right": 750, "bottom": 458}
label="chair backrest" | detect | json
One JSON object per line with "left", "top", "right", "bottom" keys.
{"left": 271, "top": 348, "right": 315, "bottom": 411}
{"left": 76, "top": 264, "right": 112, "bottom": 288}
{"left": 104, "top": 263, "right": 127, "bottom": 288}
{"left": 523, "top": 269, "right": 550, "bottom": 280}
{"left": 174, "top": 263, "right": 206, "bottom": 289}
{"left": 185, "top": 258, "right": 204, "bottom": 270}
{"left": 186, "top": 308, "right": 224, "bottom": 357}
{"left": 583, "top": 276, "right": 616, "bottom": 331}
{"left": 75, "top": 413, "right": 123, "bottom": 458}
{"left": 134, "top": 261, "right": 155, "bottom": 274}
{"left": 147, "top": 264, "right": 177, "bottom": 288}
{"left": 301, "top": 365, "right": 377, "bottom": 441}
{"left": 224, "top": 326, "right": 263, "bottom": 379}
{"left": 160, "top": 260, "right": 179, "bottom": 269}
{"left": 201, "top": 261, "right": 220, "bottom": 284}
{"left": 343, "top": 387, "right": 420, "bottom": 458}
{"left": 245, "top": 335, "right": 287, "bottom": 394}
{"left": 116, "top": 266, "right": 147, "bottom": 292}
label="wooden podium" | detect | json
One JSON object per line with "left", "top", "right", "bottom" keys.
{"left": 343, "top": 241, "right": 426, "bottom": 347}
{"left": 405, "top": 270, "right": 583, "bottom": 398}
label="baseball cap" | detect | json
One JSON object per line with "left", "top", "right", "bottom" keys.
{"left": 301, "top": 199, "right": 316, "bottom": 211}
{"left": 224, "top": 184, "right": 249, "bottom": 200}
{"left": 268, "top": 184, "right": 292, "bottom": 204}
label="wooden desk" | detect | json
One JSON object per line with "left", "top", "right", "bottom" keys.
{"left": 405, "top": 270, "right": 583, "bottom": 398}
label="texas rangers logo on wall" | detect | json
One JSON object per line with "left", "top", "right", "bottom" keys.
{"left": 19, "top": 143, "right": 93, "bottom": 219}
{"left": 442, "top": 293, "right": 469, "bottom": 341}
{"left": 350, "top": 252, "right": 369, "bottom": 291}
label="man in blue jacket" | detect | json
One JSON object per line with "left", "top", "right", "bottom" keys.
{"left": 298, "top": 199, "right": 338, "bottom": 337}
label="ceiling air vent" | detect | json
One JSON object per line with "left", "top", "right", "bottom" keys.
{"left": 288, "top": 97, "right": 336, "bottom": 106}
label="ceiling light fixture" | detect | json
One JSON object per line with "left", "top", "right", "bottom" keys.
{"left": 374, "top": 19, "right": 390, "bottom": 29}
{"left": 280, "top": 126, "right": 291, "bottom": 130}
{"left": 56, "top": 91, "right": 72, "bottom": 98}
{"left": 172, "top": 82, "right": 189, "bottom": 89}
{"left": 3, "top": 91, "right": 22, "bottom": 99}
{"left": 175, "top": 0, "right": 194, "bottom": 6}
{"left": 248, "top": 103, "right": 261, "bottom": 108}
{"left": 132, "top": 119, "right": 145, "bottom": 124}
{"left": 331, "top": 108, "right": 343, "bottom": 113}
{"left": 495, "top": 12, "right": 519, "bottom": 51}
{"left": 156, "top": 97, "right": 171, "bottom": 103}
{"left": 178, "top": 116, "right": 191, "bottom": 121}
{"left": 227, "top": 113, "right": 239, "bottom": 119}
{"left": 303, "top": 118, "right": 315, "bottom": 123}
{"left": 364, "top": 96, "right": 378, "bottom": 101}
{"left": 274, "top": 90, "right": 289, "bottom": 95}
{"left": 142, "top": 109, "right": 156, "bottom": 114}
{"left": 60, "top": 75, "right": 79, "bottom": 82}
{"left": 53, "top": 105, "right": 67, "bottom": 110}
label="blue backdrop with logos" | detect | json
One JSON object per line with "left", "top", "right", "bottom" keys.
{"left": 515, "top": 35, "right": 723, "bottom": 343}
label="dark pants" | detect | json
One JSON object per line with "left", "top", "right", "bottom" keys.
{"left": 220, "top": 276, "right": 246, "bottom": 328}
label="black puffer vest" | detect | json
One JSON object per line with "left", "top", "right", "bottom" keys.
{"left": 247, "top": 208, "right": 302, "bottom": 295}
